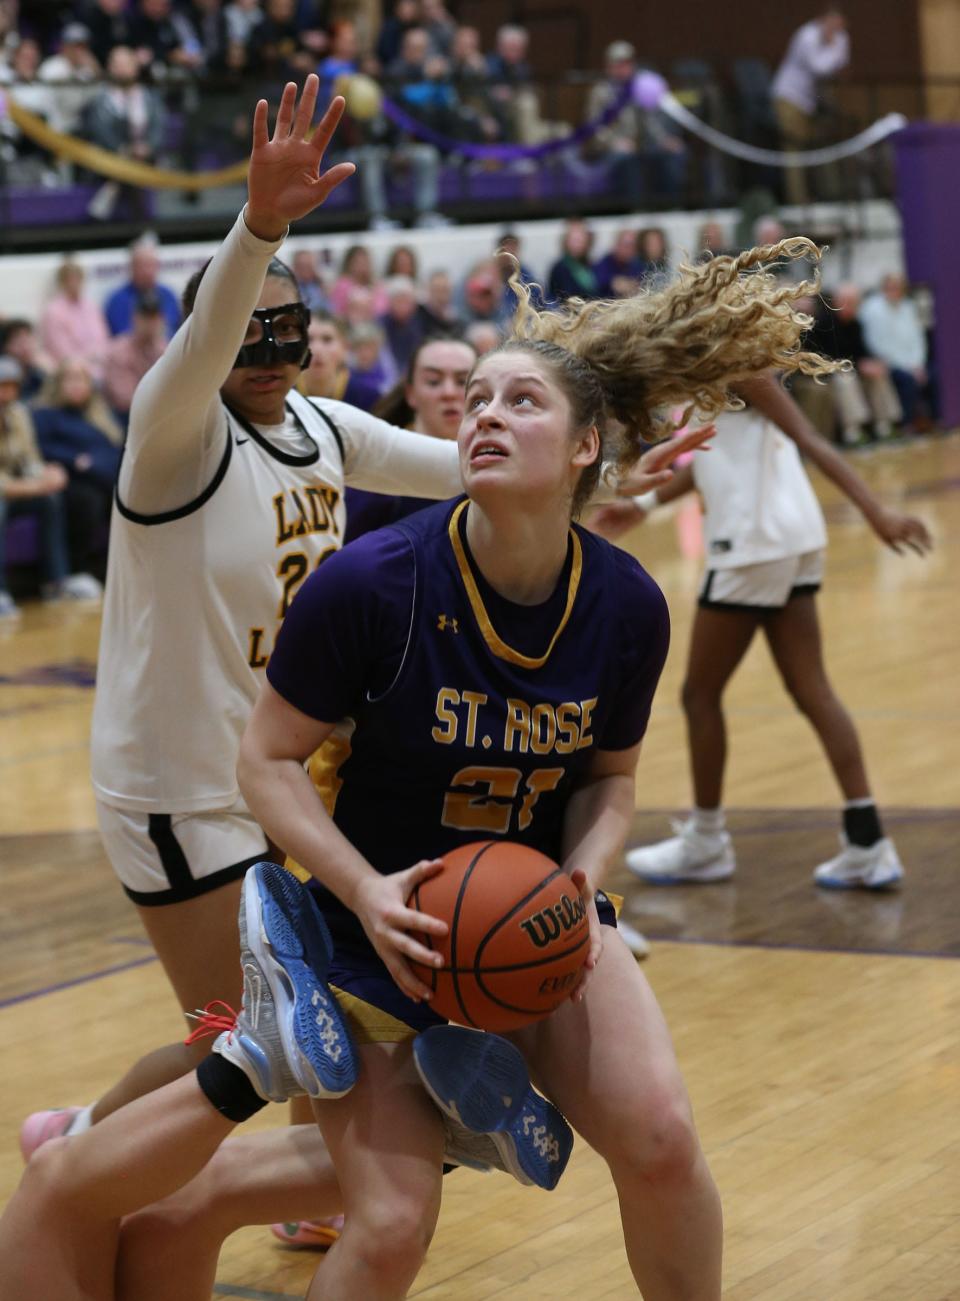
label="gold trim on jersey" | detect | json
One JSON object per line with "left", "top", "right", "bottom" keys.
{"left": 447, "top": 500, "right": 582, "bottom": 670}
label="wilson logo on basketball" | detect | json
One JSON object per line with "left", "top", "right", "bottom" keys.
{"left": 519, "top": 893, "right": 585, "bottom": 949}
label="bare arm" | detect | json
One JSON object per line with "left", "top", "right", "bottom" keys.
{"left": 738, "top": 373, "right": 933, "bottom": 556}
{"left": 237, "top": 680, "right": 447, "bottom": 1001}
{"left": 561, "top": 742, "right": 642, "bottom": 992}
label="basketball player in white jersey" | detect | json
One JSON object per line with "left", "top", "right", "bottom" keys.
{"left": 18, "top": 83, "right": 478, "bottom": 1161}
{"left": 597, "top": 374, "right": 932, "bottom": 889}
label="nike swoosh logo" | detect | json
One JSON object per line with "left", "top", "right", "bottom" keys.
{"left": 236, "top": 437, "right": 249, "bottom": 445}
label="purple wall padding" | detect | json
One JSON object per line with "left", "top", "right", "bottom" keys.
{"left": 894, "top": 123, "right": 960, "bottom": 427}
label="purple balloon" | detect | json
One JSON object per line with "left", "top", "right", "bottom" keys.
{"left": 631, "top": 70, "right": 668, "bottom": 111}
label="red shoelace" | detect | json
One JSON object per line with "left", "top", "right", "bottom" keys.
{"left": 184, "top": 999, "right": 239, "bottom": 1046}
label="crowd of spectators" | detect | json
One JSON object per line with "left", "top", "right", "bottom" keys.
{"left": 0, "top": 204, "right": 942, "bottom": 619}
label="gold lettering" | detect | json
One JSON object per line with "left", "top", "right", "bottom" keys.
{"left": 578, "top": 697, "right": 597, "bottom": 749}
{"left": 289, "top": 489, "right": 311, "bottom": 537}
{"left": 503, "top": 698, "right": 530, "bottom": 754}
{"left": 555, "top": 702, "right": 580, "bottom": 754}
{"left": 432, "top": 688, "right": 460, "bottom": 744}
{"left": 530, "top": 703, "right": 557, "bottom": 755}
{"left": 462, "top": 691, "right": 487, "bottom": 748}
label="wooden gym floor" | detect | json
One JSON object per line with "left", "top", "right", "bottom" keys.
{"left": 1, "top": 433, "right": 958, "bottom": 1299}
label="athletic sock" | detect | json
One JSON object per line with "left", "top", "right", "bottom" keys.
{"left": 196, "top": 1054, "right": 269, "bottom": 1123}
{"left": 843, "top": 799, "right": 884, "bottom": 848}
{"left": 65, "top": 1104, "right": 96, "bottom": 1136}
{"left": 692, "top": 806, "right": 726, "bottom": 836}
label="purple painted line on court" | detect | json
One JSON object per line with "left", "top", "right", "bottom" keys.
{"left": 0, "top": 954, "right": 158, "bottom": 1011}
{"left": 643, "top": 936, "right": 960, "bottom": 961}
{"left": 212, "top": 1286, "right": 301, "bottom": 1300}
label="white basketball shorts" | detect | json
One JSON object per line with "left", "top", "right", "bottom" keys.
{"left": 96, "top": 796, "right": 269, "bottom": 906}
{"left": 699, "top": 550, "right": 825, "bottom": 611}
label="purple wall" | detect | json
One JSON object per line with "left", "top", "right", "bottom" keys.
{"left": 895, "top": 123, "right": 960, "bottom": 427}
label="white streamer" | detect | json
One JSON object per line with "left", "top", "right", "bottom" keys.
{"left": 659, "top": 96, "right": 907, "bottom": 168}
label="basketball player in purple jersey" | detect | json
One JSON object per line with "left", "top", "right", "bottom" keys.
{"left": 0, "top": 231, "right": 839, "bottom": 1299}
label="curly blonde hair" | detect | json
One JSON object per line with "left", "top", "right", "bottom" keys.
{"left": 501, "top": 237, "right": 843, "bottom": 512}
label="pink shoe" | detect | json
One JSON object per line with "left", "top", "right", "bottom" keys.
{"left": 270, "top": 1215, "right": 344, "bottom": 1250}
{"left": 19, "top": 1108, "right": 83, "bottom": 1161}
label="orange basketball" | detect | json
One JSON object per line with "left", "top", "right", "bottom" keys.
{"left": 408, "top": 841, "right": 589, "bottom": 1032}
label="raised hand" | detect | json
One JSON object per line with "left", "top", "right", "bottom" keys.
{"left": 245, "top": 76, "right": 356, "bottom": 242}
{"left": 615, "top": 423, "right": 715, "bottom": 497}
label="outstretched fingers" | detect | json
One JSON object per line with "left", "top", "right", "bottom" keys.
{"left": 310, "top": 95, "right": 348, "bottom": 158}
{"left": 252, "top": 98, "right": 269, "bottom": 151}
{"left": 272, "top": 81, "right": 298, "bottom": 141}
{"left": 314, "top": 160, "right": 357, "bottom": 203}
{"left": 292, "top": 73, "right": 320, "bottom": 139}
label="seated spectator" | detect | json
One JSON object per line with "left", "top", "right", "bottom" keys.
{"left": 385, "top": 244, "right": 419, "bottom": 283}
{"left": 593, "top": 228, "right": 643, "bottom": 298}
{"left": 376, "top": 0, "right": 420, "bottom": 69}
{"left": 420, "top": 0, "right": 456, "bottom": 58}
{"left": 638, "top": 225, "right": 670, "bottom": 278}
{"left": 32, "top": 360, "right": 121, "bottom": 584}
{"left": 0, "top": 38, "right": 56, "bottom": 185}
{"left": 102, "top": 292, "right": 169, "bottom": 423}
{"left": 38, "top": 23, "right": 101, "bottom": 136}
{"left": 85, "top": 0, "right": 137, "bottom": 70}
{"left": 40, "top": 261, "right": 110, "bottom": 381}
{"left": 342, "top": 284, "right": 379, "bottom": 331}
{"left": 253, "top": 0, "right": 326, "bottom": 79}
{"left": 348, "top": 321, "right": 393, "bottom": 395}
{"left": 184, "top": 0, "right": 234, "bottom": 76}
{"left": 0, "top": 357, "right": 71, "bottom": 619}
{"left": 129, "top": 0, "right": 205, "bottom": 79}
{"left": 103, "top": 236, "right": 181, "bottom": 338}
{"left": 859, "top": 274, "right": 934, "bottom": 429}
{"left": 486, "top": 23, "right": 545, "bottom": 145}
{"left": 450, "top": 25, "right": 499, "bottom": 142}
{"left": 496, "top": 231, "right": 542, "bottom": 316}
{"left": 463, "top": 319, "right": 501, "bottom": 355}
{"left": 329, "top": 244, "right": 387, "bottom": 317}
{"left": 380, "top": 275, "right": 424, "bottom": 376}
{"left": 316, "top": 19, "right": 360, "bottom": 107}
{"left": 0, "top": 320, "right": 48, "bottom": 402}
{"left": 547, "top": 219, "right": 599, "bottom": 302}
{"left": 584, "top": 42, "right": 687, "bottom": 202}
{"left": 698, "top": 220, "right": 734, "bottom": 258}
{"left": 346, "top": 26, "right": 455, "bottom": 231}
{"left": 291, "top": 248, "right": 329, "bottom": 312}
{"left": 223, "top": 0, "right": 264, "bottom": 68}
{"left": 83, "top": 46, "right": 165, "bottom": 221}
{"left": 299, "top": 310, "right": 380, "bottom": 410}
{"left": 417, "top": 270, "right": 464, "bottom": 334}
{"left": 809, "top": 283, "right": 902, "bottom": 443}
{"left": 462, "top": 260, "right": 507, "bottom": 326}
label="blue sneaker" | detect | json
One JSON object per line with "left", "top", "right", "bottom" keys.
{"left": 413, "top": 1026, "right": 573, "bottom": 1191}
{"left": 214, "top": 862, "right": 357, "bottom": 1102}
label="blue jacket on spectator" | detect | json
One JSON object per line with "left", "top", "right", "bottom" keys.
{"left": 32, "top": 407, "right": 122, "bottom": 489}
{"left": 104, "top": 282, "right": 181, "bottom": 339}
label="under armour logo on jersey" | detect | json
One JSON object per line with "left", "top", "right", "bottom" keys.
{"left": 437, "top": 614, "right": 459, "bottom": 633}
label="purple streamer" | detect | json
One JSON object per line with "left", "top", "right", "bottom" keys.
{"left": 379, "top": 81, "right": 632, "bottom": 161}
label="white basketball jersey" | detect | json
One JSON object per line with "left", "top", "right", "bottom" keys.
{"left": 693, "top": 409, "right": 827, "bottom": 568}
{"left": 91, "top": 390, "right": 349, "bottom": 813}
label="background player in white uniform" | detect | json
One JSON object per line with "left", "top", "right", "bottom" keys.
{"left": 609, "top": 376, "right": 932, "bottom": 889}
{"left": 20, "top": 84, "right": 479, "bottom": 1156}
